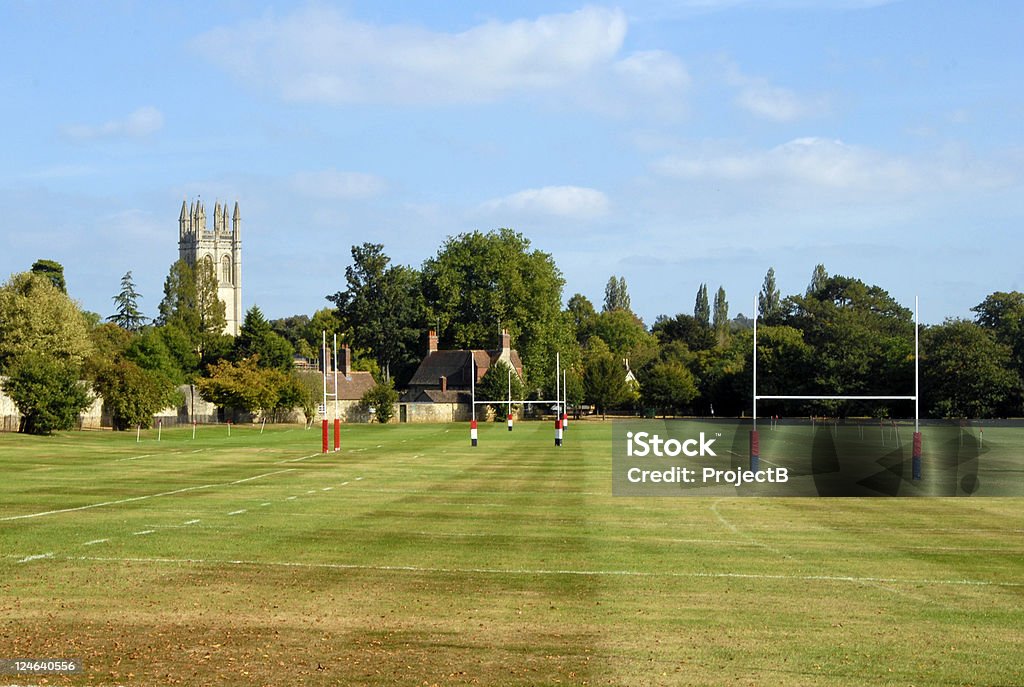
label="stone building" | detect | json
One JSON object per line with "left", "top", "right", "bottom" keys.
{"left": 401, "top": 330, "right": 524, "bottom": 421}
{"left": 178, "top": 198, "right": 242, "bottom": 336}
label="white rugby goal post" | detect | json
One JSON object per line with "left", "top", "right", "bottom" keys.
{"left": 751, "top": 296, "right": 921, "bottom": 479}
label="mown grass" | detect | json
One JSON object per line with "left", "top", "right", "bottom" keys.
{"left": 1, "top": 421, "right": 1022, "bottom": 686}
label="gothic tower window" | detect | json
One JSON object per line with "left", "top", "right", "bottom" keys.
{"left": 221, "top": 255, "right": 232, "bottom": 284}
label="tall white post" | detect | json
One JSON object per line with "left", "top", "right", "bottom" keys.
{"left": 333, "top": 333, "right": 339, "bottom": 420}
{"left": 556, "top": 352, "right": 561, "bottom": 417}
{"left": 471, "top": 354, "right": 476, "bottom": 422}
{"left": 752, "top": 295, "right": 758, "bottom": 430}
{"left": 915, "top": 296, "right": 919, "bottom": 433}
{"left": 321, "top": 330, "right": 327, "bottom": 415}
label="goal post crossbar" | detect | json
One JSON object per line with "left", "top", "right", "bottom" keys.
{"left": 755, "top": 395, "right": 916, "bottom": 401}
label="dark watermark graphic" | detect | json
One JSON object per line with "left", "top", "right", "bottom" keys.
{"left": 612, "top": 419, "right": 1022, "bottom": 497}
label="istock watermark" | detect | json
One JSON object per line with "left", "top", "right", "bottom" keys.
{"left": 611, "top": 419, "right": 1023, "bottom": 497}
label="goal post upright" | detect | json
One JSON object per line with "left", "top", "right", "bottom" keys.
{"left": 751, "top": 295, "right": 759, "bottom": 471}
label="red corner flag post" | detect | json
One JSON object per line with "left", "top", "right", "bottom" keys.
{"left": 334, "top": 418, "right": 341, "bottom": 452}
{"left": 555, "top": 418, "right": 563, "bottom": 447}
{"left": 507, "top": 413, "right": 513, "bottom": 431}
{"left": 321, "top": 419, "right": 329, "bottom": 454}
{"left": 470, "top": 419, "right": 478, "bottom": 447}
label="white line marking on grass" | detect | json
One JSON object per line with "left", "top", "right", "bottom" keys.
{"left": 355, "top": 477, "right": 364, "bottom": 481}
{"left": 133, "top": 530, "right": 155, "bottom": 536}
{"left": 82, "top": 539, "right": 109, "bottom": 546}
{"left": 710, "top": 499, "right": 793, "bottom": 560}
{"left": 63, "top": 555, "right": 1024, "bottom": 589}
{"left": 306, "top": 490, "right": 316, "bottom": 494}
{"left": 115, "top": 454, "right": 153, "bottom": 462}
{"left": 183, "top": 519, "right": 201, "bottom": 525}
{"left": 277, "top": 453, "right": 322, "bottom": 464}
{"left": 17, "top": 553, "right": 54, "bottom": 563}
{"left": 228, "top": 510, "right": 247, "bottom": 516}
{"left": 322, "top": 487, "right": 333, "bottom": 491}
{"left": 0, "top": 469, "right": 297, "bottom": 522}
{"left": 260, "top": 502, "right": 271, "bottom": 507}
{"left": 340, "top": 482, "right": 349, "bottom": 486}
{"left": 190, "top": 449, "right": 204, "bottom": 454}
{"left": 286, "top": 496, "right": 298, "bottom": 501}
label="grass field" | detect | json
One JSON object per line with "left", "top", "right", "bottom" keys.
{"left": 1, "top": 421, "right": 1022, "bottom": 686}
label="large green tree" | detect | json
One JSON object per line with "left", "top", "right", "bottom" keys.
{"left": 0, "top": 271, "right": 93, "bottom": 373}
{"left": 235, "top": 306, "right": 295, "bottom": 371}
{"left": 197, "top": 357, "right": 309, "bottom": 421}
{"left": 782, "top": 275, "right": 914, "bottom": 416}
{"left": 92, "top": 358, "right": 179, "bottom": 431}
{"left": 422, "top": 228, "right": 575, "bottom": 393}
{"left": 582, "top": 338, "right": 629, "bottom": 418}
{"left": 2, "top": 352, "right": 93, "bottom": 434}
{"left": 327, "top": 243, "right": 423, "bottom": 382}
{"left": 923, "top": 319, "right": 1017, "bottom": 418}
{"left": 157, "top": 259, "right": 226, "bottom": 362}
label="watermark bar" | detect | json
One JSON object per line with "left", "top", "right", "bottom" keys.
{"left": 612, "top": 419, "right": 1022, "bottom": 497}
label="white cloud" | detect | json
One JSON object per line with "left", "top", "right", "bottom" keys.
{"left": 735, "top": 83, "right": 828, "bottom": 122}
{"left": 480, "top": 186, "right": 610, "bottom": 219}
{"left": 61, "top": 106, "right": 164, "bottom": 140}
{"left": 655, "top": 137, "right": 920, "bottom": 193}
{"left": 194, "top": 7, "right": 628, "bottom": 106}
{"left": 722, "top": 62, "right": 828, "bottom": 122}
{"left": 291, "top": 169, "right": 387, "bottom": 199}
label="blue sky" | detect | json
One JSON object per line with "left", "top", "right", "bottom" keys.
{"left": 2, "top": 0, "right": 1022, "bottom": 327}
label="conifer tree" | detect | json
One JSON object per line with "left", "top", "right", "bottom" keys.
{"left": 108, "top": 271, "right": 147, "bottom": 332}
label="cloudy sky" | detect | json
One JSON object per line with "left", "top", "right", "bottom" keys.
{"left": 2, "top": 1, "right": 1021, "bottom": 326}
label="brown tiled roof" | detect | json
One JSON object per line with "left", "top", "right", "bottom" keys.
{"left": 299, "top": 370, "right": 377, "bottom": 401}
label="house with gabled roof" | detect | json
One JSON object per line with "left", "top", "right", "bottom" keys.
{"left": 400, "top": 329, "right": 523, "bottom": 422}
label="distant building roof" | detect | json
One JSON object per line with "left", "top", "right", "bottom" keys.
{"left": 299, "top": 369, "right": 377, "bottom": 401}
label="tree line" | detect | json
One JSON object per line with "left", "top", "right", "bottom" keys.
{"left": 1, "top": 231, "right": 1021, "bottom": 434}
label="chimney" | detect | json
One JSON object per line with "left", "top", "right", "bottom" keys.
{"left": 439, "top": 375, "right": 447, "bottom": 393}
{"left": 428, "top": 329, "right": 439, "bottom": 354}
{"left": 342, "top": 344, "right": 351, "bottom": 377}
{"left": 500, "top": 329, "right": 511, "bottom": 356}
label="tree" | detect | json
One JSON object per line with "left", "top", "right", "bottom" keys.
{"left": 477, "top": 360, "right": 525, "bottom": 418}
{"left": 582, "top": 339, "right": 629, "bottom": 418}
{"left": 92, "top": 358, "right": 178, "bottom": 430}
{"left": 758, "top": 267, "right": 782, "bottom": 324}
{"left": 108, "top": 271, "right": 147, "bottom": 332}
{"left": 694, "top": 283, "right": 710, "bottom": 327}
{"left": 196, "top": 357, "right": 306, "bottom": 421}
{"left": 157, "top": 259, "right": 226, "bottom": 360}
{"left": 422, "top": 228, "right": 575, "bottom": 393}
{"left": 652, "top": 313, "right": 715, "bottom": 351}
{"left": 639, "top": 360, "right": 698, "bottom": 417}
{"left": 361, "top": 379, "right": 399, "bottom": 423}
{"left": 603, "top": 276, "right": 631, "bottom": 313}
{"left": 2, "top": 352, "right": 93, "bottom": 434}
{"left": 807, "top": 263, "right": 829, "bottom": 296}
{"left": 31, "top": 259, "right": 67, "bottom": 293}
{"left": 713, "top": 286, "right": 729, "bottom": 345}
{"left": 923, "top": 319, "right": 1017, "bottom": 418}
{"left": 327, "top": 243, "right": 423, "bottom": 383}
{"left": 566, "top": 293, "right": 598, "bottom": 344}
{"left": 235, "top": 306, "right": 295, "bottom": 371}
{"left": 0, "top": 271, "right": 93, "bottom": 373}
{"left": 591, "top": 309, "right": 659, "bottom": 369}
{"left": 782, "top": 275, "right": 914, "bottom": 416}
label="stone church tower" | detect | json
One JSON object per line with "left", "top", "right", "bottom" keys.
{"left": 178, "top": 198, "right": 242, "bottom": 336}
